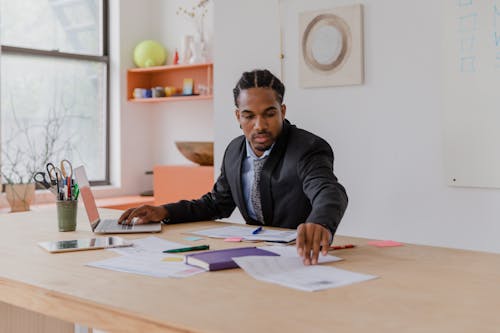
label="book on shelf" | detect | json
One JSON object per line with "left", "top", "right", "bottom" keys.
{"left": 185, "top": 246, "right": 279, "bottom": 271}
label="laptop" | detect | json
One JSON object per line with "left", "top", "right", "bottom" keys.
{"left": 74, "top": 166, "right": 162, "bottom": 234}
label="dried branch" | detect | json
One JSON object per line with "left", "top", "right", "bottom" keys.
{"left": 1, "top": 96, "right": 79, "bottom": 185}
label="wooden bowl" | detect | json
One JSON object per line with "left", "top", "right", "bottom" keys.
{"left": 175, "top": 141, "right": 214, "bottom": 166}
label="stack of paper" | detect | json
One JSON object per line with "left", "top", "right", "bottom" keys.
{"left": 86, "top": 236, "right": 205, "bottom": 278}
{"left": 188, "top": 225, "right": 297, "bottom": 243}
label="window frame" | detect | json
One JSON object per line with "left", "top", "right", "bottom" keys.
{"left": 0, "top": 0, "right": 110, "bottom": 186}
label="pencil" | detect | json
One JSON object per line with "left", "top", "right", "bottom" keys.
{"left": 329, "top": 244, "right": 356, "bottom": 250}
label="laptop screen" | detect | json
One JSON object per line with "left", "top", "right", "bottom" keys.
{"left": 74, "top": 166, "right": 100, "bottom": 227}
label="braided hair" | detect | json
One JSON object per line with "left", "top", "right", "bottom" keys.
{"left": 233, "top": 69, "right": 285, "bottom": 107}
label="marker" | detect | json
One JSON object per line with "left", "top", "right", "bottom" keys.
{"left": 162, "top": 245, "right": 210, "bottom": 253}
{"left": 56, "top": 172, "right": 61, "bottom": 200}
{"left": 329, "top": 244, "right": 356, "bottom": 250}
{"left": 73, "top": 184, "right": 80, "bottom": 200}
{"left": 252, "top": 226, "right": 263, "bottom": 234}
{"left": 67, "top": 177, "right": 71, "bottom": 200}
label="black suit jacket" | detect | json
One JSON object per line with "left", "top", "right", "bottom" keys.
{"left": 164, "top": 120, "right": 348, "bottom": 236}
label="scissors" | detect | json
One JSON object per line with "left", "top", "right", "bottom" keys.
{"left": 60, "top": 159, "right": 73, "bottom": 179}
{"left": 46, "top": 162, "right": 63, "bottom": 184}
{"left": 33, "top": 171, "right": 58, "bottom": 195}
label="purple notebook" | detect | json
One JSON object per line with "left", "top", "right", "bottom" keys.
{"left": 185, "top": 246, "right": 279, "bottom": 271}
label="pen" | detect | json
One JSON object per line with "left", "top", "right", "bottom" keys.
{"left": 329, "top": 244, "right": 356, "bottom": 250}
{"left": 56, "top": 172, "right": 60, "bottom": 199}
{"left": 162, "top": 245, "right": 210, "bottom": 253}
{"left": 67, "top": 177, "right": 71, "bottom": 200}
{"left": 252, "top": 226, "right": 263, "bottom": 234}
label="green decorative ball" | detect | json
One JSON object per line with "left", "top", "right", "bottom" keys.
{"left": 133, "top": 40, "right": 167, "bottom": 68}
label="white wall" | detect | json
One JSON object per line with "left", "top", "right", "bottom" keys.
{"left": 214, "top": 0, "right": 500, "bottom": 253}
{"left": 104, "top": 0, "right": 156, "bottom": 198}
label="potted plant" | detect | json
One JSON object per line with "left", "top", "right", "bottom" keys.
{"left": 2, "top": 182, "right": 36, "bottom": 213}
{"left": 1, "top": 158, "right": 36, "bottom": 213}
{"left": 1, "top": 107, "right": 71, "bottom": 212}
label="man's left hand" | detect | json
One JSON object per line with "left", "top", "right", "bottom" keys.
{"left": 296, "top": 223, "right": 332, "bottom": 265}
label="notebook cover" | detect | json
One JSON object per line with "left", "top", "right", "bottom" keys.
{"left": 185, "top": 246, "right": 279, "bottom": 271}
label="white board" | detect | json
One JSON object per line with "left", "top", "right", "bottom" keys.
{"left": 443, "top": 0, "right": 500, "bottom": 188}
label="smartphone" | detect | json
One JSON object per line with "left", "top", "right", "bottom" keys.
{"left": 38, "top": 236, "right": 132, "bottom": 253}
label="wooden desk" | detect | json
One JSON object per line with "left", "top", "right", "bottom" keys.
{"left": 0, "top": 208, "right": 499, "bottom": 333}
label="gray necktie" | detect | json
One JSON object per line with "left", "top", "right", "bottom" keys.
{"left": 251, "top": 157, "right": 267, "bottom": 224}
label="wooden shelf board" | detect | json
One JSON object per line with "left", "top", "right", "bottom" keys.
{"left": 128, "top": 95, "right": 213, "bottom": 103}
{"left": 128, "top": 63, "right": 212, "bottom": 73}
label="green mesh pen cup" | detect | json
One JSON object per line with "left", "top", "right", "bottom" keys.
{"left": 57, "top": 200, "right": 78, "bottom": 232}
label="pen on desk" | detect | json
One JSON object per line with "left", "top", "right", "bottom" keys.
{"left": 162, "top": 245, "right": 210, "bottom": 253}
{"left": 252, "top": 226, "right": 263, "bottom": 234}
{"left": 329, "top": 244, "right": 356, "bottom": 250}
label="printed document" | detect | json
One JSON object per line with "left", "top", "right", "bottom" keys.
{"left": 189, "top": 226, "right": 297, "bottom": 243}
{"left": 87, "top": 254, "right": 204, "bottom": 278}
{"left": 108, "top": 236, "right": 185, "bottom": 256}
{"left": 233, "top": 256, "right": 377, "bottom": 292}
{"left": 261, "top": 245, "right": 343, "bottom": 264}
{"left": 87, "top": 236, "right": 205, "bottom": 278}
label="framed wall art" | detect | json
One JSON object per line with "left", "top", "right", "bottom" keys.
{"left": 299, "top": 4, "right": 364, "bottom": 88}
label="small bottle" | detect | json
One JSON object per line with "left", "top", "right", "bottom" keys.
{"left": 173, "top": 49, "right": 179, "bottom": 65}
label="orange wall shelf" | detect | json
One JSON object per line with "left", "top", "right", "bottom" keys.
{"left": 127, "top": 63, "right": 213, "bottom": 103}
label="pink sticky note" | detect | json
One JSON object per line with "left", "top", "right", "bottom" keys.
{"left": 224, "top": 237, "right": 243, "bottom": 242}
{"left": 368, "top": 240, "right": 403, "bottom": 247}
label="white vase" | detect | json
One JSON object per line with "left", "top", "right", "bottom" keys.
{"left": 181, "top": 35, "right": 194, "bottom": 64}
{"left": 5, "top": 183, "right": 35, "bottom": 212}
{"left": 189, "top": 34, "right": 205, "bottom": 64}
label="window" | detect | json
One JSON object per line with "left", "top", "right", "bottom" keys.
{"left": 0, "top": 0, "right": 109, "bottom": 184}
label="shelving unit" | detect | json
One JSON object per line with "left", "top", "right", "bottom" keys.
{"left": 127, "top": 64, "right": 215, "bottom": 202}
{"left": 127, "top": 63, "right": 213, "bottom": 103}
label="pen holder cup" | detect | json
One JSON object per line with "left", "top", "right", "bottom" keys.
{"left": 57, "top": 200, "right": 78, "bottom": 232}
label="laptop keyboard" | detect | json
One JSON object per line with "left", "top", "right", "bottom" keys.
{"left": 95, "top": 218, "right": 161, "bottom": 233}
{"left": 120, "top": 223, "right": 134, "bottom": 230}
{"left": 98, "top": 219, "right": 134, "bottom": 232}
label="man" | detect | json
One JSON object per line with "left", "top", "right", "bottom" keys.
{"left": 119, "top": 69, "right": 348, "bottom": 265}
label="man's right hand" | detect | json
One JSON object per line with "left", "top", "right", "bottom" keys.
{"left": 118, "top": 205, "right": 168, "bottom": 225}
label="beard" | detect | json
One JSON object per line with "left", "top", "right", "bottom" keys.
{"left": 251, "top": 131, "right": 274, "bottom": 152}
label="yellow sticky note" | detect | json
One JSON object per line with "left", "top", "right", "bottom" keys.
{"left": 162, "top": 257, "right": 184, "bottom": 262}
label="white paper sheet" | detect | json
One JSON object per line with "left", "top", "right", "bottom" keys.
{"left": 86, "top": 254, "right": 205, "bottom": 278}
{"left": 244, "top": 229, "right": 297, "bottom": 242}
{"left": 233, "top": 256, "right": 377, "bottom": 292}
{"left": 188, "top": 226, "right": 297, "bottom": 243}
{"left": 261, "top": 245, "right": 343, "bottom": 264}
{"left": 88, "top": 236, "right": 205, "bottom": 278}
{"left": 108, "top": 236, "right": 186, "bottom": 256}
